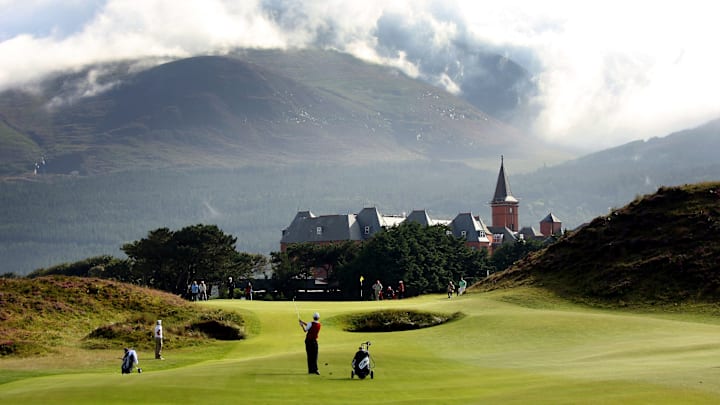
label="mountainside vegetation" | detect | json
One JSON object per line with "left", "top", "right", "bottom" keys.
{"left": 477, "top": 181, "right": 720, "bottom": 306}
{"left": 0, "top": 49, "right": 539, "bottom": 177}
{"left": 515, "top": 118, "right": 720, "bottom": 224}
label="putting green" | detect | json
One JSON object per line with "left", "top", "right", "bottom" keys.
{"left": 2, "top": 289, "right": 720, "bottom": 404}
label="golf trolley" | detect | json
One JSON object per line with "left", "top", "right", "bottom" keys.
{"left": 350, "top": 341, "right": 374, "bottom": 379}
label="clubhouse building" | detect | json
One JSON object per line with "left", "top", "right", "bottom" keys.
{"left": 280, "top": 157, "right": 562, "bottom": 254}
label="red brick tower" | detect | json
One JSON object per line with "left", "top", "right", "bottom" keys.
{"left": 490, "top": 156, "right": 519, "bottom": 231}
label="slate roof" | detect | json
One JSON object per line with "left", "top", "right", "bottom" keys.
{"left": 487, "top": 226, "right": 518, "bottom": 245}
{"left": 449, "top": 213, "right": 491, "bottom": 243}
{"left": 541, "top": 212, "right": 562, "bottom": 223}
{"left": 283, "top": 207, "right": 484, "bottom": 246}
{"left": 281, "top": 212, "right": 360, "bottom": 244}
{"left": 518, "top": 226, "right": 544, "bottom": 240}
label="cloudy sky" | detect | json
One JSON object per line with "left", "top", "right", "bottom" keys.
{"left": 1, "top": 0, "right": 718, "bottom": 151}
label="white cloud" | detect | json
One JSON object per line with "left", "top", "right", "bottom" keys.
{"left": 1, "top": 0, "right": 719, "bottom": 150}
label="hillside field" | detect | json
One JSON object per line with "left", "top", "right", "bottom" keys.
{"left": 2, "top": 288, "right": 720, "bottom": 404}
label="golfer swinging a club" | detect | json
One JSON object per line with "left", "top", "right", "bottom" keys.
{"left": 299, "top": 312, "right": 321, "bottom": 375}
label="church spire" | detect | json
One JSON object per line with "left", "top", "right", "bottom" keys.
{"left": 491, "top": 155, "right": 517, "bottom": 203}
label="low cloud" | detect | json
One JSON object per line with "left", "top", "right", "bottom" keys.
{"left": 1, "top": 0, "right": 719, "bottom": 150}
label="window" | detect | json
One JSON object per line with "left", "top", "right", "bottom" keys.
{"left": 461, "top": 230, "right": 467, "bottom": 237}
{"left": 316, "top": 226, "right": 322, "bottom": 235}
{"left": 478, "top": 231, "right": 485, "bottom": 238}
{"left": 364, "top": 225, "right": 371, "bottom": 235}
{"left": 446, "top": 230, "right": 453, "bottom": 236}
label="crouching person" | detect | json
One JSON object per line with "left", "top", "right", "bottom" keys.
{"left": 122, "top": 347, "right": 141, "bottom": 374}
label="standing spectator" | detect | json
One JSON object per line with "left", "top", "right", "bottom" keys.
{"left": 447, "top": 281, "right": 455, "bottom": 299}
{"left": 199, "top": 280, "right": 208, "bottom": 301}
{"left": 190, "top": 280, "right": 199, "bottom": 301}
{"left": 458, "top": 277, "right": 467, "bottom": 296}
{"left": 227, "top": 277, "right": 235, "bottom": 299}
{"left": 154, "top": 320, "right": 164, "bottom": 360}
{"left": 372, "top": 280, "right": 383, "bottom": 301}
{"left": 397, "top": 280, "right": 405, "bottom": 299}
{"left": 245, "top": 281, "right": 253, "bottom": 301}
{"left": 299, "top": 312, "right": 322, "bottom": 375}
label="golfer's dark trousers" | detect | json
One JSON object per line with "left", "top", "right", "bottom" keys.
{"left": 305, "top": 339, "right": 318, "bottom": 373}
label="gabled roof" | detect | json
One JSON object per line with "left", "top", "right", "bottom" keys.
{"left": 406, "top": 209, "right": 433, "bottom": 226}
{"left": 450, "top": 213, "right": 491, "bottom": 243}
{"left": 487, "top": 226, "right": 518, "bottom": 244}
{"left": 518, "top": 226, "right": 543, "bottom": 239}
{"left": 281, "top": 213, "right": 359, "bottom": 244}
{"left": 541, "top": 212, "right": 562, "bottom": 223}
{"left": 491, "top": 156, "right": 518, "bottom": 204}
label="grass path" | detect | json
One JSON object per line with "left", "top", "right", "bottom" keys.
{"left": 2, "top": 288, "right": 720, "bottom": 403}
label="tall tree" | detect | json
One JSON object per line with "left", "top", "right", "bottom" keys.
{"left": 337, "top": 222, "right": 491, "bottom": 297}
{"left": 122, "top": 224, "right": 250, "bottom": 295}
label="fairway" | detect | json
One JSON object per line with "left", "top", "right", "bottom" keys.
{"left": 3, "top": 289, "right": 720, "bottom": 404}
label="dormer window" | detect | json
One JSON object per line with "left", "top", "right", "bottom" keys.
{"left": 364, "top": 225, "right": 371, "bottom": 235}
{"left": 478, "top": 230, "right": 485, "bottom": 238}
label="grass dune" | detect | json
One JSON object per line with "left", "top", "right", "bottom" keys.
{"left": 2, "top": 288, "right": 720, "bottom": 404}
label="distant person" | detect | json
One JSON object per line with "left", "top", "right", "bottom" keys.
{"left": 397, "top": 280, "right": 405, "bottom": 299}
{"left": 121, "top": 347, "right": 140, "bottom": 374}
{"left": 386, "top": 285, "right": 395, "bottom": 300}
{"left": 299, "top": 312, "right": 322, "bottom": 375}
{"left": 199, "top": 280, "right": 208, "bottom": 301}
{"left": 458, "top": 277, "right": 467, "bottom": 296}
{"left": 372, "top": 280, "right": 383, "bottom": 301}
{"left": 245, "top": 281, "right": 253, "bottom": 300}
{"left": 447, "top": 281, "right": 455, "bottom": 299}
{"left": 227, "top": 277, "right": 235, "bottom": 299}
{"left": 190, "top": 280, "right": 199, "bottom": 301}
{"left": 154, "top": 320, "right": 164, "bottom": 360}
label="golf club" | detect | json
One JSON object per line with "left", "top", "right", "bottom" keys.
{"left": 292, "top": 296, "right": 300, "bottom": 320}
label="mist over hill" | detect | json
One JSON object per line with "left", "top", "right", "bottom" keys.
{"left": 0, "top": 49, "right": 546, "bottom": 177}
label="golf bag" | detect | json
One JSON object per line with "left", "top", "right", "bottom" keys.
{"left": 351, "top": 341, "right": 374, "bottom": 379}
{"left": 121, "top": 348, "right": 141, "bottom": 374}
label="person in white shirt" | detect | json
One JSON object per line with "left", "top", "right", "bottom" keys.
{"left": 154, "top": 320, "right": 164, "bottom": 359}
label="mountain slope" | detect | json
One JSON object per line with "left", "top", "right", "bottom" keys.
{"left": 479, "top": 181, "right": 720, "bottom": 304}
{"left": 514, "top": 118, "right": 720, "bottom": 230}
{"left": 0, "top": 49, "right": 539, "bottom": 176}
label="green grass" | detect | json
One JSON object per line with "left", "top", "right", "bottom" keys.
{"left": 3, "top": 288, "right": 720, "bottom": 404}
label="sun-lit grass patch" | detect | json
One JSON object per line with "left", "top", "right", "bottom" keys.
{"left": 4, "top": 280, "right": 720, "bottom": 403}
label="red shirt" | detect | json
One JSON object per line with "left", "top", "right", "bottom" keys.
{"left": 305, "top": 321, "right": 321, "bottom": 341}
